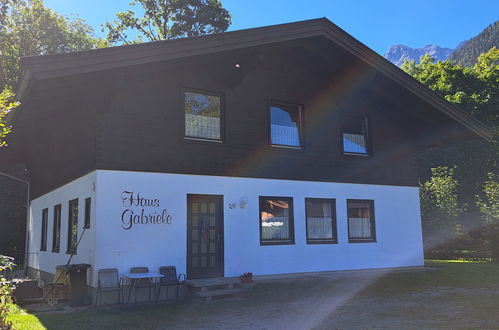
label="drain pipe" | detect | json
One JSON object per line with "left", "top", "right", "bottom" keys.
{"left": 0, "top": 171, "right": 30, "bottom": 275}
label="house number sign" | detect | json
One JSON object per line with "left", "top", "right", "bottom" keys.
{"left": 120, "top": 191, "right": 173, "bottom": 230}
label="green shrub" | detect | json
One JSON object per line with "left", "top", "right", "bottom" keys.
{"left": 0, "top": 255, "right": 15, "bottom": 330}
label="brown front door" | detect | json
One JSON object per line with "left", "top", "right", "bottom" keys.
{"left": 187, "top": 195, "right": 224, "bottom": 279}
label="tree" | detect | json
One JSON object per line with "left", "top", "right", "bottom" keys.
{"left": 402, "top": 48, "right": 498, "bottom": 126}
{"left": 476, "top": 173, "right": 499, "bottom": 262}
{"left": 0, "top": 88, "right": 18, "bottom": 147}
{"left": 103, "top": 0, "right": 231, "bottom": 45}
{"left": 420, "top": 167, "right": 463, "bottom": 249}
{"left": 403, "top": 49, "right": 498, "bottom": 257}
{"left": 0, "top": 0, "right": 103, "bottom": 257}
{"left": 0, "top": 0, "right": 106, "bottom": 91}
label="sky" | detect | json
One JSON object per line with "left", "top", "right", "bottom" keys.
{"left": 43, "top": 0, "right": 499, "bottom": 55}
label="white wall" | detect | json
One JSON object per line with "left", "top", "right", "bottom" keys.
{"left": 94, "top": 170, "right": 424, "bottom": 283}
{"left": 28, "top": 172, "right": 96, "bottom": 284}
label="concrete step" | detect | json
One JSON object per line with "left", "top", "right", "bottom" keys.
{"left": 194, "top": 288, "right": 244, "bottom": 298}
{"left": 185, "top": 277, "right": 241, "bottom": 288}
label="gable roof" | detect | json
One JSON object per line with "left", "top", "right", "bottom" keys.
{"left": 17, "top": 18, "right": 494, "bottom": 140}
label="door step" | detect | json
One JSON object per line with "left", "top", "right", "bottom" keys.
{"left": 185, "top": 277, "right": 249, "bottom": 301}
{"left": 194, "top": 288, "right": 244, "bottom": 299}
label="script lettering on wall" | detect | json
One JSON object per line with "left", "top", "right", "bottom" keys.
{"left": 120, "top": 191, "right": 173, "bottom": 230}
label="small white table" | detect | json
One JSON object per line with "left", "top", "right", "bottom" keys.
{"left": 124, "top": 272, "right": 164, "bottom": 303}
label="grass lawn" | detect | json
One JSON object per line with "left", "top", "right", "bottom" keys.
{"left": 7, "top": 260, "right": 499, "bottom": 329}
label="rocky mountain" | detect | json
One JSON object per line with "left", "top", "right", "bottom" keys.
{"left": 384, "top": 44, "right": 453, "bottom": 67}
{"left": 384, "top": 21, "right": 498, "bottom": 67}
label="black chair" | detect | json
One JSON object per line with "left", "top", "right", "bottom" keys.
{"left": 156, "top": 266, "right": 185, "bottom": 302}
{"left": 130, "top": 266, "right": 153, "bottom": 303}
{"left": 96, "top": 268, "right": 122, "bottom": 306}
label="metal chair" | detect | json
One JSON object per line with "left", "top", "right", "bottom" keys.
{"left": 130, "top": 266, "right": 152, "bottom": 303}
{"left": 156, "top": 266, "right": 185, "bottom": 302}
{"left": 96, "top": 268, "right": 122, "bottom": 306}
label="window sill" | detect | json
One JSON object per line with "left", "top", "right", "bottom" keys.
{"left": 343, "top": 152, "right": 370, "bottom": 157}
{"left": 51, "top": 249, "right": 60, "bottom": 253}
{"left": 184, "top": 137, "right": 223, "bottom": 144}
{"left": 66, "top": 250, "right": 77, "bottom": 255}
{"left": 348, "top": 239, "right": 377, "bottom": 243}
{"left": 271, "top": 144, "right": 304, "bottom": 151}
{"left": 307, "top": 240, "right": 338, "bottom": 245}
{"left": 83, "top": 226, "right": 90, "bottom": 229}
{"left": 260, "top": 240, "right": 295, "bottom": 246}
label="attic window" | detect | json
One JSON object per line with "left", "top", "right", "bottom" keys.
{"left": 184, "top": 90, "right": 222, "bottom": 141}
{"left": 342, "top": 114, "right": 369, "bottom": 155}
{"left": 270, "top": 102, "right": 303, "bottom": 148}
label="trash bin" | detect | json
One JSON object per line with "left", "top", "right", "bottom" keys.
{"left": 55, "top": 264, "right": 91, "bottom": 306}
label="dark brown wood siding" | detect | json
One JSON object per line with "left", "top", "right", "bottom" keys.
{"left": 18, "top": 38, "right": 461, "bottom": 197}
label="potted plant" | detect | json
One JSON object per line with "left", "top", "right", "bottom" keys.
{"left": 239, "top": 272, "right": 253, "bottom": 284}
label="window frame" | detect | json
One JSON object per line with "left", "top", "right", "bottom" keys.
{"left": 305, "top": 198, "right": 338, "bottom": 244}
{"left": 182, "top": 87, "right": 225, "bottom": 143}
{"left": 259, "top": 196, "right": 295, "bottom": 246}
{"left": 67, "top": 198, "right": 79, "bottom": 255}
{"left": 40, "top": 208, "right": 48, "bottom": 251}
{"left": 347, "top": 199, "right": 376, "bottom": 243}
{"left": 341, "top": 113, "right": 370, "bottom": 156}
{"left": 52, "top": 204, "right": 61, "bottom": 253}
{"left": 268, "top": 100, "right": 305, "bottom": 149}
{"left": 83, "top": 197, "right": 91, "bottom": 229}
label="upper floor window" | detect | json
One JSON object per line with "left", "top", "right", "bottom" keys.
{"left": 259, "top": 196, "right": 295, "bottom": 245}
{"left": 67, "top": 199, "right": 78, "bottom": 254}
{"left": 342, "top": 114, "right": 369, "bottom": 155}
{"left": 40, "top": 208, "right": 48, "bottom": 251}
{"left": 270, "top": 102, "right": 303, "bottom": 148}
{"left": 347, "top": 199, "right": 376, "bottom": 243}
{"left": 306, "top": 198, "right": 337, "bottom": 244}
{"left": 184, "top": 90, "right": 222, "bottom": 141}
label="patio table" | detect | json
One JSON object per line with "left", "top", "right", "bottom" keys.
{"left": 124, "top": 272, "right": 164, "bottom": 303}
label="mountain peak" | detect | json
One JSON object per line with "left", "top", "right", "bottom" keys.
{"left": 384, "top": 21, "right": 498, "bottom": 67}
{"left": 384, "top": 44, "right": 453, "bottom": 67}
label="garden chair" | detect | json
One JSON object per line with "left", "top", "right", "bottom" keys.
{"left": 156, "top": 266, "right": 185, "bottom": 302}
{"left": 130, "top": 266, "right": 153, "bottom": 303}
{"left": 96, "top": 268, "right": 122, "bottom": 306}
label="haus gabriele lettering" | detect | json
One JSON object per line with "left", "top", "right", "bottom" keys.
{"left": 120, "top": 191, "right": 173, "bottom": 230}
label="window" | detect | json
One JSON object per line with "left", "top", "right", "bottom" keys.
{"left": 306, "top": 198, "right": 337, "bottom": 244}
{"left": 67, "top": 199, "right": 79, "bottom": 254}
{"left": 347, "top": 199, "right": 376, "bottom": 242}
{"left": 40, "top": 208, "right": 48, "bottom": 251}
{"left": 84, "top": 198, "right": 91, "bottom": 229}
{"left": 270, "top": 102, "right": 303, "bottom": 148}
{"left": 342, "top": 114, "right": 369, "bottom": 155}
{"left": 184, "top": 90, "right": 222, "bottom": 141}
{"left": 52, "top": 204, "right": 61, "bottom": 252}
{"left": 259, "top": 197, "right": 294, "bottom": 245}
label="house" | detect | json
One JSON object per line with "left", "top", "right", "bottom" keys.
{"left": 2, "top": 18, "right": 492, "bottom": 290}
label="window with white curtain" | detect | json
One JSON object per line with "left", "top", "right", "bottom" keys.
{"left": 184, "top": 90, "right": 222, "bottom": 141}
{"left": 347, "top": 199, "right": 376, "bottom": 242}
{"left": 306, "top": 198, "right": 337, "bottom": 244}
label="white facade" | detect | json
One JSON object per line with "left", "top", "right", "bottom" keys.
{"left": 28, "top": 169, "right": 424, "bottom": 287}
